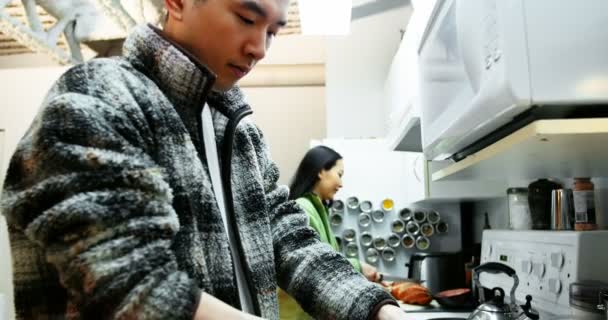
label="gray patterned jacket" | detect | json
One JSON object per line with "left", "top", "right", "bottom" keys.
{"left": 1, "top": 25, "right": 395, "bottom": 320}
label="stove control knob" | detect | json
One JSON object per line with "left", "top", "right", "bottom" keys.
{"left": 521, "top": 260, "right": 533, "bottom": 274}
{"left": 549, "top": 278, "right": 562, "bottom": 294}
{"left": 551, "top": 252, "right": 564, "bottom": 269}
{"left": 534, "top": 263, "right": 546, "bottom": 278}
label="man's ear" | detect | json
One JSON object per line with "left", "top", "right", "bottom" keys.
{"left": 165, "top": 0, "right": 186, "bottom": 21}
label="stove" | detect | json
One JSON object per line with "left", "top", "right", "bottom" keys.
{"left": 479, "top": 230, "right": 608, "bottom": 318}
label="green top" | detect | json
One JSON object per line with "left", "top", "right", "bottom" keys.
{"left": 296, "top": 193, "right": 362, "bottom": 272}
{"left": 279, "top": 193, "right": 363, "bottom": 319}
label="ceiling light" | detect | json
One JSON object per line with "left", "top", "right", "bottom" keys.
{"left": 298, "top": 0, "right": 352, "bottom": 35}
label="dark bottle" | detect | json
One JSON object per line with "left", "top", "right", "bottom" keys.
{"left": 528, "top": 179, "right": 562, "bottom": 230}
{"left": 483, "top": 212, "right": 491, "bottom": 230}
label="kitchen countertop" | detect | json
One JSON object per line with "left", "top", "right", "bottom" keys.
{"left": 400, "top": 301, "right": 471, "bottom": 320}
{"left": 402, "top": 312, "right": 470, "bottom": 320}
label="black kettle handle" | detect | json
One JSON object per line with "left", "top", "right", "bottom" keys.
{"left": 474, "top": 262, "right": 516, "bottom": 277}
{"left": 473, "top": 262, "right": 519, "bottom": 306}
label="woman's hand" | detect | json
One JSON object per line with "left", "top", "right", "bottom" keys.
{"left": 361, "top": 262, "right": 380, "bottom": 282}
{"left": 375, "top": 304, "right": 406, "bottom": 320}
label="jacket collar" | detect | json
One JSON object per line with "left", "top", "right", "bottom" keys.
{"left": 122, "top": 24, "right": 251, "bottom": 122}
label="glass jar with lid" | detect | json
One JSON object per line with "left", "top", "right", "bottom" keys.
{"left": 507, "top": 188, "right": 532, "bottom": 230}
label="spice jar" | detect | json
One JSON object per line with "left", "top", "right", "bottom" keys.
{"left": 343, "top": 229, "right": 356, "bottom": 242}
{"left": 345, "top": 243, "right": 359, "bottom": 258}
{"left": 329, "top": 213, "right": 343, "bottom": 226}
{"left": 381, "top": 248, "right": 396, "bottom": 262}
{"left": 406, "top": 221, "right": 420, "bottom": 236}
{"left": 573, "top": 178, "right": 597, "bottom": 231}
{"left": 358, "top": 213, "right": 371, "bottom": 228}
{"left": 365, "top": 248, "right": 379, "bottom": 264}
{"left": 346, "top": 196, "right": 360, "bottom": 211}
{"left": 371, "top": 210, "right": 385, "bottom": 223}
{"left": 360, "top": 200, "right": 373, "bottom": 213}
{"left": 390, "top": 219, "right": 405, "bottom": 233}
{"left": 401, "top": 234, "right": 415, "bottom": 248}
{"left": 435, "top": 221, "right": 448, "bottom": 234}
{"left": 360, "top": 232, "right": 373, "bottom": 247}
{"left": 413, "top": 210, "right": 427, "bottom": 224}
{"left": 420, "top": 223, "right": 434, "bottom": 237}
{"left": 399, "top": 208, "right": 413, "bottom": 221}
{"left": 331, "top": 200, "right": 345, "bottom": 213}
{"left": 427, "top": 210, "right": 441, "bottom": 224}
{"left": 381, "top": 198, "right": 394, "bottom": 212}
{"left": 415, "top": 236, "right": 430, "bottom": 250}
{"left": 372, "top": 237, "right": 387, "bottom": 251}
{"left": 387, "top": 233, "right": 401, "bottom": 248}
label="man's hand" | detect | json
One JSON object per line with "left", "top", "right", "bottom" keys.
{"left": 361, "top": 262, "right": 380, "bottom": 282}
{"left": 194, "top": 293, "right": 264, "bottom": 320}
{"left": 375, "top": 304, "right": 407, "bottom": 320}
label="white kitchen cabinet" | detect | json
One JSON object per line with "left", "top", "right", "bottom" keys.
{"left": 386, "top": 114, "right": 421, "bottom": 152}
{"left": 431, "top": 118, "right": 608, "bottom": 182}
{"left": 317, "top": 138, "right": 505, "bottom": 205}
{"left": 404, "top": 151, "right": 506, "bottom": 204}
{"left": 384, "top": 0, "right": 436, "bottom": 152}
{"left": 383, "top": 39, "right": 421, "bottom": 151}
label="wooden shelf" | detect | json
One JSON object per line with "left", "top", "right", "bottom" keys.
{"left": 432, "top": 119, "right": 608, "bottom": 181}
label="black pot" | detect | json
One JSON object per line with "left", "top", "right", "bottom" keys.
{"left": 528, "top": 179, "right": 562, "bottom": 230}
{"left": 406, "top": 251, "right": 465, "bottom": 295}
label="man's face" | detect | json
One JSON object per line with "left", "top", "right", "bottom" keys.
{"left": 166, "top": 0, "right": 288, "bottom": 91}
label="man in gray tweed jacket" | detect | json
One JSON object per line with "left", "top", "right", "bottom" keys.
{"left": 1, "top": 0, "right": 406, "bottom": 319}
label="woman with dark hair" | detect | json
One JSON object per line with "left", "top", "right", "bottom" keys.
{"left": 279, "top": 145, "right": 380, "bottom": 319}
{"left": 289, "top": 145, "right": 343, "bottom": 201}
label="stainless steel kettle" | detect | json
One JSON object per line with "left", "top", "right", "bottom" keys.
{"left": 468, "top": 262, "right": 539, "bottom": 320}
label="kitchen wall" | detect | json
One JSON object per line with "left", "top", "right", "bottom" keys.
{"left": 0, "top": 66, "right": 68, "bottom": 184}
{"left": 244, "top": 86, "right": 326, "bottom": 185}
{"left": 242, "top": 34, "right": 328, "bottom": 185}
{"left": 318, "top": 138, "right": 462, "bottom": 276}
{"left": 326, "top": 6, "right": 412, "bottom": 139}
{"left": 0, "top": 64, "right": 68, "bottom": 320}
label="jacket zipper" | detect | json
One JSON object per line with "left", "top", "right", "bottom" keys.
{"left": 219, "top": 106, "right": 260, "bottom": 316}
{"left": 196, "top": 102, "right": 260, "bottom": 315}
